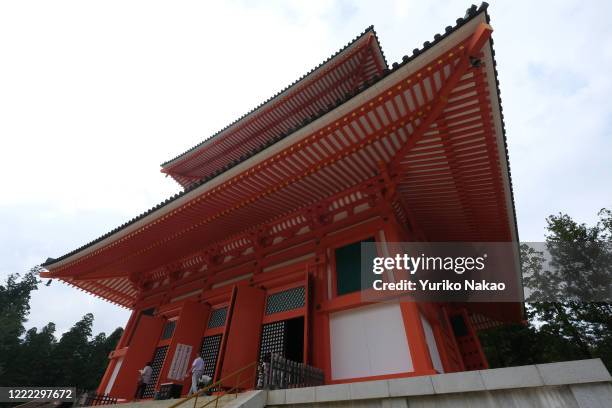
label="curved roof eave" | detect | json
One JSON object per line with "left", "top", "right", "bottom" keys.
{"left": 43, "top": 3, "right": 509, "bottom": 271}
{"left": 160, "top": 26, "right": 388, "bottom": 172}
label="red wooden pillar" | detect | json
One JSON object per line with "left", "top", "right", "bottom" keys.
{"left": 219, "top": 285, "right": 266, "bottom": 388}
{"left": 440, "top": 306, "right": 466, "bottom": 372}
{"left": 97, "top": 309, "right": 140, "bottom": 395}
{"left": 97, "top": 357, "right": 118, "bottom": 396}
{"left": 383, "top": 215, "right": 437, "bottom": 376}
{"left": 309, "top": 249, "right": 331, "bottom": 382}
{"left": 107, "top": 315, "right": 165, "bottom": 399}
{"left": 398, "top": 303, "right": 437, "bottom": 375}
{"left": 157, "top": 301, "right": 211, "bottom": 395}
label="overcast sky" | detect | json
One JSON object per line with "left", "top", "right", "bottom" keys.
{"left": 1, "top": 0, "right": 611, "bottom": 337}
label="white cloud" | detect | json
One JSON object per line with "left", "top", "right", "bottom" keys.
{"left": 1, "top": 0, "right": 611, "bottom": 335}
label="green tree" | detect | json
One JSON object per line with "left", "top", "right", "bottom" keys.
{"left": 86, "top": 327, "right": 124, "bottom": 390}
{"left": 480, "top": 323, "right": 542, "bottom": 367}
{"left": 50, "top": 313, "right": 95, "bottom": 388}
{"left": 481, "top": 209, "right": 612, "bottom": 370}
{"left": 13, "top": 323, "right": 57, "bottom": 386}
{"left": 0, "top": 271, "right": 124, "bottom": 390}
{"left": 0, "top": 268, "right": 40, "bottom": 385}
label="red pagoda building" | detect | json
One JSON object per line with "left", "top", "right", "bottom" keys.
{"left": 42, "top": 3, "right": 522, "bottom": 400}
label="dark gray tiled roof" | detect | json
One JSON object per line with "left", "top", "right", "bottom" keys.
{"left": 43, "top": 2, "right": 517, "bottom": 268}
{"left": 161, "top": 25, "right": 387, "bottom": 168}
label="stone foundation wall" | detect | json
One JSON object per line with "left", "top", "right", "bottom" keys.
{"left": 267, "top": 359, "right": 612, "bottom": 408}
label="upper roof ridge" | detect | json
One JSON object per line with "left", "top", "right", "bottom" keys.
{"left": 161, "top": 25, "right": 385, "bottom": 169}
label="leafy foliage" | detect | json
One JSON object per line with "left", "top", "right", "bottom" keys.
{"left": 0, "top": 268, "right": 40, "bottom": 384}
{"left": 480, "top": 209, "right": 612, "bottom": 370}
{"left": 0, "top": 270, "right": 123, "bottom": 389}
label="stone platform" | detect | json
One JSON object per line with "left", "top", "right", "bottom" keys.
{"left": 89, "top": 360, "right": 612, "bottom": 408}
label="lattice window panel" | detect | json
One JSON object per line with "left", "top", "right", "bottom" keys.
{"left": 143, "top": 345, "right": 169, "bottom": 398}
{"left": 259, "top": 321, "right": 286, "bottom": 361}
{"left": 199, "top": 334, "right": 222, "bottom": 379}
{"left": 161, "top": 320, "right": 177, "bottom": 340}
{"left": 207, "top": 307, "right": 228, "bottom": 328}
{"left": 265, "top": 286, "right": 305, "bottom": 315}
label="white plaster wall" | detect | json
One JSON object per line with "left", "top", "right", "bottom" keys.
{"left": 330, "top": 303, "right": 413, "bottom": 380}
{"left": 420, "top": 314, "right": 444, "bottom": 373}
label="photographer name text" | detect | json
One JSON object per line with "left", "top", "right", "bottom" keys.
{"left": 372, "top": 279, "right": 506, "bottom": 292}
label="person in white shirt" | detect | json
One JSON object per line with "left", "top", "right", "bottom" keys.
{"left": 135, "top": 362, "right": 153, "bottom": 400}
{"left": 189, "top": 356, "right": 205, "bottom": 395}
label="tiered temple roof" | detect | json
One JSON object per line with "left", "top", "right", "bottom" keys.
{"left": 161, "top": 27, "right": 387, "bottom": 188}
{"left": 42, "top": 3, "right": 519, "bottom": 327}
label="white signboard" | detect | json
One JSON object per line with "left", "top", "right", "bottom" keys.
{"left": 167, "top": 343, "right": 193, "bottom": 381}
